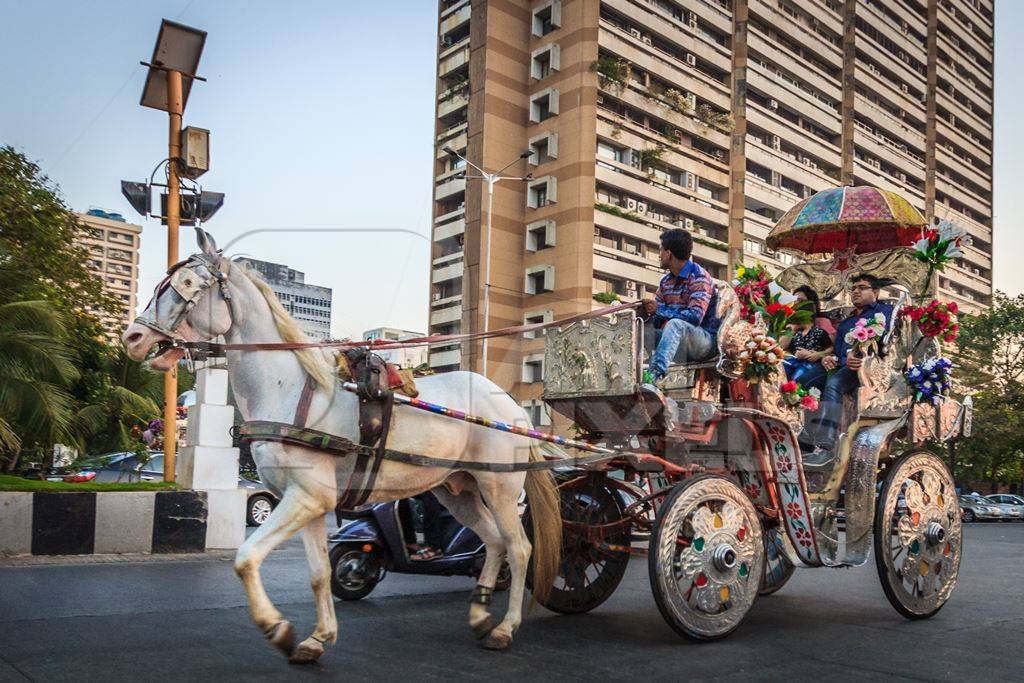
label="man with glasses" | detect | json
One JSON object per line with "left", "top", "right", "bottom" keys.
{"left": 802, "top": 273, "right": 892, "bottom": 464}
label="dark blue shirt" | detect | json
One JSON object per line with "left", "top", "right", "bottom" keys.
{"left": 833, "top": 301, "right": 893, "bottom": 365}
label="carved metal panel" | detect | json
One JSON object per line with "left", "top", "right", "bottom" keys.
{"left": 543, "top": 311, "right": 637, "bottom": 399}
{"left": 775, "top": 247, "right": 933, "bottom": 302}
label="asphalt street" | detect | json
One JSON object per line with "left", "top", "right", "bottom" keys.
{"left": 1, "top": 523, "right": 1022, "bottom": 682}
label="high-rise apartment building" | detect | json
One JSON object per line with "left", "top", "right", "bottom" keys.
{"left": 237, "top": 258, "right": 333, "bottom": 340}
{"left": 428, "top": 0, "right": 994, "bottom": 415}
{"left": 362, "top": 327, "right": 430, "bottom": 369}
{"left": 77, "top": 209, "right": 143, "bottom": 341}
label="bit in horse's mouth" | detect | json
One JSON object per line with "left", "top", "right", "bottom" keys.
{"left": 154, "top": 339, "right": 177, "bottom": 358}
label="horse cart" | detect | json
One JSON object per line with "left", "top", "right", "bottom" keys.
{"left": 528, "top": 187, "right": 971, "bottom": 640}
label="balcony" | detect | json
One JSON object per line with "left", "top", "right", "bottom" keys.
{"left": 593, "top": 252, "right": 664, "bottom": 290}
{"left": 853, "top": 129, "right": 925, "bottom": 178}
{"left": 745, "top": 140, "right": 835, "bottom": 192}
{"left": 434, "top": 205, "right": 465, "bottom": 224}
{"left": 746, "top": 65, "right": 839, "bottom": 133}
{"left": 432, "top": 251, "right": 464, "bottom": 267}
{"left": 602, "top": 0, "right": 731, "bottom": 72}
{"left": 429, "top": 348, "right": 461, "bottom": 368}
{"left": 935, "top": 147, "right": 991, "bottom": 191}
{"left": 748, "top": 0, "right": 843, "bottom": 65}
{"left": 430, "top": 304, "right": 463, "bottom": 326}
{"left": 595, "top": 118, "right": 729, "bottom": 186}
{"left": 432, "top": 261, "right": 464, "bottom": 284}
{"left": 853, "top": 94, "right": 925, "bottom": 153}
{"left": 439, "top": 4, "right": 470, "bottom": 37}
{"left": 744, "top": 175, "right": 803, "bottom": 214}
{"left": 745, "top": 108, "right": 841, "bottom": 164}
{"left": 747, "top": 31, "right": 842, "bottom": 96}
{"left": 438, "top": 90, "right": 469, "bottom": 119}
{"left": 936, "top": 90, "right": 991, "bottom": 143}
{"left": 434, "top": 177, "right": 466, "bottom": 201}
{"left": 595, "top": 164, "right": 728, "bottom": 227}
{"left": 434, "top": 218, "right": 465, "bottom": 241}
{"left": 439, "top": 47, "right": 469, "bottom": 77}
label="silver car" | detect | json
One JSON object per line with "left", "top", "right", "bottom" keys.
{"left": 958, "top": 494, "right": 1005, "bottom": 522}
{"left": 984, "top": 494, "right": 1024, "bottom": 521}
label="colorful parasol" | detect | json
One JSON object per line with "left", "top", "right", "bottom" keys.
{"left": 766, "top": 186, "right": 925, "bottom": 256}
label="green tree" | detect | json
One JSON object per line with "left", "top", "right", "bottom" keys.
{"left": 0, "top": 146, "right": 167, "bottom": 469}
{"left": 955, "top": 292, "right": 1024, "bottom": 491}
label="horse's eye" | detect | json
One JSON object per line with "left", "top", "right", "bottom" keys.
{"left": 184, "top": 279, "right": 193, "bottom": 286}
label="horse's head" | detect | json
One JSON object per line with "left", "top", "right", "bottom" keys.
{"left": 122, "top": 229, "right": 234, "bottom": 371}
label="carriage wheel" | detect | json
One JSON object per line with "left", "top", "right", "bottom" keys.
{"left": 525, "top": 473, "right": 631, "bottom": 614}
{"left": 649, "top": 474, "right": 764, "bottom": 640}
{"left": 874, "top": 450, "right": 962, "bottom": 619}
{"left": 759, "top": 526, "right": 796, "bottom": 596}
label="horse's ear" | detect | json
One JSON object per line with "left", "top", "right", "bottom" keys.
{"left": 195, "top": 228, "right": 219, "bottom": 260}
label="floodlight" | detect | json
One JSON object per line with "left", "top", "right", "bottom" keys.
{"left": 140, "top": 19, "right": 207, "bottom": 111}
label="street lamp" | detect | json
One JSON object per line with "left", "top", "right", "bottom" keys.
{"left": 138, "top": 19, "right": 207, "bottom": 483}
{"left": 442, "top": 146, "right": 532, "bottom": 378}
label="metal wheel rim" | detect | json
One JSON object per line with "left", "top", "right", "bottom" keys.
{"left": 334, "top": 550, "right": 372, "bottom": 591}
{"left": 879, "top": 453, "right": 962, "bottom": 615}
{"left": 250, "top": 498, "right": 273, "bottom": 525}
{"left": 652, "top": 477, "right": 764, "bottom": 638}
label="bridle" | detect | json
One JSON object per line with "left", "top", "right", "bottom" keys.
{"left": 135, "top": 252, "right": 233, "bottom": 362}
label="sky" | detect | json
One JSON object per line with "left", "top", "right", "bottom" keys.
{"left": 0, "top": 1, "right": 1019, "bottom": 341}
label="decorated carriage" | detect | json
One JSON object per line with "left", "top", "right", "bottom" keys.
{"left": 531, "top": 186, "right": 972, "bottom": 639}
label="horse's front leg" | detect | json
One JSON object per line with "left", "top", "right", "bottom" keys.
{"left": 290, "top": 513, "right": 337, "bottom": 664}
{"left": 234, "top": 489, "right": 324, "bottom": 660}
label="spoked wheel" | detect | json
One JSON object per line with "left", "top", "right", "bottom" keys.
{"left": 759, "top": 526, "right": 796, "bottom": 596}
{"left": 874, "top": 450, "right": 962, "bottom": 619}
{"left": 649, "top": 475, "right": 764, "bottom": 640}
{"left": 526, "top": 473, "right": 631, "bottom": 614}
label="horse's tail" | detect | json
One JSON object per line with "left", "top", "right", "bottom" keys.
{"left": 525, "top": 443, "right": 562, "bottom": 606}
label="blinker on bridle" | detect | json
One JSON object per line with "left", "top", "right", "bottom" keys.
{"left": 135, "top": 252, "right": 233, "bottom": 365}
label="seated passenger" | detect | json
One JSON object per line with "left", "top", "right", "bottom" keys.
{"left": 802, "top": 273, "right": 893, "bottom": 463}
{"left": 640, "top": 228, "right": 720, "bottom": 384}
{"left": 781, "top": 286, "right": 833, "bottom": 391}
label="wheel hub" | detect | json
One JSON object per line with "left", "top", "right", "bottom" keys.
{"left": 712, "top": 544, "right": 738, "bottom": 572}
{"left": 925, "top": 521, "right": 946, "bottom": 546}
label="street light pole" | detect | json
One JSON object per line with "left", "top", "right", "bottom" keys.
{"left": 442, "top": 146, "right": 531, "bottom": 378}
{"left": 162, "top": 68, "right": 184, "bottom": 482}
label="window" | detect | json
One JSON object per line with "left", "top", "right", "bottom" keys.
{"left": 523, "top": 309, "right": 553, "bottom": 339}
{"left": 526, "top": 220, "right": 556, "bottom": 251}
{"left": 527, "top": 176, "right": 557, "bottom": 208}
{"left": 531, "top": 44, "right": 560, "bottom": 80}
{"left": 525, "top": 265, "right": 555, "bottom": 294}
{"left": 529, "top": 88, "right": 559, "bottom": 122}
{"left": 521, "top": 400, "right": 552, "bottom": 426}
{"left": 532, "top": 0, "right": 561, "bottom": 37}
{"left": 529, "top": 132, "right": 558, "bottom": 165}
{"left": 522, "top": 354, "right": 544, "bottom": 383}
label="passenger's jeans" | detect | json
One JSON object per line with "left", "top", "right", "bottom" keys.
{"left": 646, "top": 319, "right": 717, "bottom": 379}
{"left": 783, "top": 357, "right": 827, "bottom": 391}
{"left": 804, "top": 365, "right": 860, "bottom": 448}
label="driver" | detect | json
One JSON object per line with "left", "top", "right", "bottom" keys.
{"left": 802, "top": 273, "right": 892, "bottom": 462}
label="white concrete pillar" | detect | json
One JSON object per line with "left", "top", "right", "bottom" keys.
{"left": 178, "top": 360, "right": 246, "bottom": 550}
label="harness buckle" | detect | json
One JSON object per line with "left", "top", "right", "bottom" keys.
{"left": 186, "top": 341, "right": 225, "bottom": 361}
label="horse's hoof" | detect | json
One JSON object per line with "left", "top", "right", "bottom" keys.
{"left": 471, "top": 615, "right": 494, "bottom": 640}
{"left": 482, "top": 631, "right": 512, "bottom": 651}
{"left": 289, "top": 638, "right": 324, "bottom": 665}
{"left": 265, "top": 621, "right": 296, "bottom": 657}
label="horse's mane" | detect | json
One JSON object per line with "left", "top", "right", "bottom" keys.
{"left": 233, "top": 260, "right": 335, "bottom": 390}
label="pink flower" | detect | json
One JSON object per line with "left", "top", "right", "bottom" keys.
{"left": 854, "top": 318, "right": 867, "bottom": 328}
{"left": 800, "top": 395, "right": 819, "bottom": 410}
{"left": 864, "top": 327, "right": 877, "bottom": 338}
{"left": 853, "top": 328, "right": 869, "bottom": 341}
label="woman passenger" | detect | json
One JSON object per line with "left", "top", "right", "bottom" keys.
{"left": 781, "top": 285, "right": 833, "bottom": 390}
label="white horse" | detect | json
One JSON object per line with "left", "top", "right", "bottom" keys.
{"left": 122, "top": 230, "right": 561, "bottom": 663}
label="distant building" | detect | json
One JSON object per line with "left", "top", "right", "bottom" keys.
{"left": 362, "top": 327, "right": 428, "bottom": 369}
{"left": 76, "top": 209, "right": 142, "bottom": 342}
{"left": 237, "top": 258, "right": 332, "bottom": 340}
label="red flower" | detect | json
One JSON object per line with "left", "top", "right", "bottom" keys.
{"left": 775, "top": 456, "right": 793, "bottom": 474}
{"left": 800, "top": 395, "right": 819, "bottom": 410}
{"left": 794, "top": 527, "right": 812, "bottom": 548}
{"left": 745, "top": 483, "right": 762, "bottom": 499}
{"left": 781, "top": 380, "right": 798, "bottom": 393}
{"left": 786, "top": 502, "right": 803, "bottom": 518}
{"left": 766, "top": 302, "right": 783, "bottom": 315}
{"left": 948, "top": 302, "right": 958, "bottom": 314}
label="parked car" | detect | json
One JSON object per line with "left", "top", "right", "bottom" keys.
{"left": 983, "top": 494, "right": 1024, "bottom": 521}
{"left": 958, "top": 494, "right": 1006, "bottom": 522}
{"left": 88, "top": 451, "right": 279, "bottom": 526}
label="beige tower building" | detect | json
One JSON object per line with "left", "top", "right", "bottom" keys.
{"left": 77, "top": 209, "right": 143, "bottom": 342}
{"left": 428, "top": 0, "right": 993, "bottom": 417}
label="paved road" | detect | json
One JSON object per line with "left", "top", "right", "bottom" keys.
{"left": 1, "top": 523, "right": 1022, "bottom": 681}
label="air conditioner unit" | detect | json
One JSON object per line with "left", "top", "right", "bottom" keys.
{"left": 898, "top": 172, "right": 907, "bottom": 182}
{"left": 771, "top": 135, "right": 781, "bottom": 150}
{"left": 625, "top": 280, "right": 637, "bottom": 291}
{"left": 432, "top": 292, "right": 442, "bottom": 301}
{"left": 688, "top": 16, "right": 698, "bottom": 30}
{"left": 636, "top": 202, "right": 648, "bottom": 214}
{"left": 685, "top": 53, "right": 696, "bottom": 66}
{"left": 642, "top": 35, "right": 652, "bottom": 45}
{"left": 685, "top": 93, "right": 698, "bottom": 110}
{"left": 768, "top": 98, "right": 779, "bottom": 110}
{"left": 808, "top": 161, "right": 818, "bottom": 170}
{"left": 900, "top": 21, "right": 909, "bottom": 34}
{"left": 901, "top": 83, "right": 910, "bottom": 94}
{"left": 630, "top": 27, "right": 642, "bottom": 39}
{"left": 684, "top": 218, "right": 695, "bottom": 230}
{"left": 626, "top": 197, "right": 638, "bottom": 211}
{"left": 597, "top": 94, "right": 605, "bottom": 104}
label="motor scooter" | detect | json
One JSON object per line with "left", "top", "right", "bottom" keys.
{"left": 328, "top": 500, "right": 510, "bottom": 601}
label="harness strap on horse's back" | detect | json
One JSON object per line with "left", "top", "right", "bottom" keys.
{"left": 237, "top": 421, "right": 624, "bottom": 472}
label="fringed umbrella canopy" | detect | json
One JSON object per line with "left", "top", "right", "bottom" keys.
{"left": 766, "top": 186, "right": 925, "bottom": 256}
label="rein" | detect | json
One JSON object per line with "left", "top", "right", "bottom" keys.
{"left": 167, "top": 300, "right": 641, "bottom": 358}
